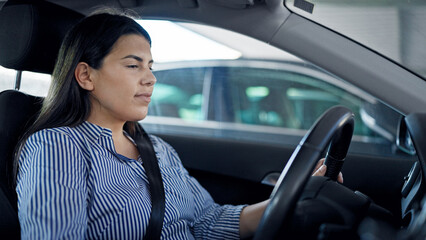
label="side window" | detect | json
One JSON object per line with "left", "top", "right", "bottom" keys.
{"left": 149, "top": 67, "right": 206, "bottom": 122}
{"left": 0, "top": 67, "right": 50, "bottom": 97}
{"left": 0, "top": 66, "right": 16, "bottom": 91}
{"left": 20, "top": 71, "right": 50, "bottom": 96}
{"left": 139, "top": 20, "right": 402, "bottom": 153}
{"left": 223, "top": 67, "right": 375, "bottom": 137}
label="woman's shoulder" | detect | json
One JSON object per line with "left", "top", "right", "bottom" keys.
{"left": 149, "top": 134, "right": 183, "bottom": 165}
{"left": 21, "top": 125, "right": 91, "bottom": 161}
{"left": 149, "top": 134, "right": 173, "bottom": 152}
{"left": 19, "top": 125, "right": 90, "bottom": 177}
{"left": 26, "top": 125, "right": 92, "bottom": 149}
{"left": 29, "top": 125, "right": 78, "bottom": 140}
{"left": 20, "top": 126, "right": 81, "bottom": 159}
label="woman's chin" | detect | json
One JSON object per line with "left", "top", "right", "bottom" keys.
{"left": 130, "top": 111, "right": 148, "bottom": 122}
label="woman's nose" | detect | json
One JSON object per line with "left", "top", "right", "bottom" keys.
{"left": 141, "top": 70, "right": 157, "bottom": 86}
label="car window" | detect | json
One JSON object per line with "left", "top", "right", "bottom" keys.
{"left": 149, "top": 67, "right": 207, "bottom": 121}
{"left": 19, "top": 71, "right": 50, "bottom": 96}
{"left": 149, "top": 63, "right": 384, "bottom": 140}
{"left": 286, "top": 0, "right": 426, "bottom": 81}
{"left": 141, "top": 20, "right": 403, "bottom": 153}
{"left": 0, "top": 66, "right": 50, "bottom": 96}
{"left": 221, "top": 67, "right": 374, "bottom": 137}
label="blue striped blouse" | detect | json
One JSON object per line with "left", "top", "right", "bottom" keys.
{"left": 16, "top": 121, "right": 244, "bottom": 239}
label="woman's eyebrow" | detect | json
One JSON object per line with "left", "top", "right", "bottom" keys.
{"left": 121, "top": 55, "right": 154, "bottom": 64}
{"left": 122, "top": 55, "right": 142, "bottom": 62}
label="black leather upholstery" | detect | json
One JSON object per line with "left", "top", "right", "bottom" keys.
{"left": 0, "top": 1, "right": 83, "bottom": 238}
{"left": 0, "top": 0, "right": 83, "bottom": 74}
{"left": 0, "top": 185, "right": 20, "bottom": 239}
{"left": 0, "top": 90, "right": 42, "bottom": 239}
{"left": 0, "top": 90, "right": 43, "bottom": 207}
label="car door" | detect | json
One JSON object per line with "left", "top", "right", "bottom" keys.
{"left": 140, "top": 20, "right": 416, "bottom": 219}
{"left": 209, "top": 63, "right": 416, "bottom": 216}
{"left": 144, "top": 62, "right": 415, "bottom": 218}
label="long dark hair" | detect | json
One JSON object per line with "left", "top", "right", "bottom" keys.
{"left": 14, "top": 12, "right": 152, "bottom": 181}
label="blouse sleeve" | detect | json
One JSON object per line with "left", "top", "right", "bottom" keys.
{"left": 152, "top": 136, "right": 246, "bottom": 240}
{"left": 186, "top": 172, "right": 246, "bottom": 240}
{"left": 16, "top": 129, "right": 88, "bottom": 239}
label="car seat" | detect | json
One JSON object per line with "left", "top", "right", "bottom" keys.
{"left": 0, "top": 1, "right": 83, "bottom": 238}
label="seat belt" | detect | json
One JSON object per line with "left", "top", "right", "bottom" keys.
{"left": 134, "top": 124, "right": 165, "bottom": 240}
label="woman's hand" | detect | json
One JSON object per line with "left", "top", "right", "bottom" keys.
{"left": 312, "top": 158, "right": 344, "bottom": 183}
{"left": 240, "top": 158, "right": 344, "bottom": 238}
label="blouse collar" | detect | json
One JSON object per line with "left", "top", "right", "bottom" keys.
{"left": 76, "top": 121, "right": 113, "bottom": 143}
{"left": 75, "top": 121, "right": 137, "bottom": 156}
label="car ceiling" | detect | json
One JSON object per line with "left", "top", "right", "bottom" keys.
{"left": 46, "top": 0, "right": 290, "bottom": 42}
{"left": 3, "top": 0, "right": 426, "bottom": 115}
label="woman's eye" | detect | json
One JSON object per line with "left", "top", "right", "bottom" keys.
{"left": 127, "top": 65, "right": 138, "bottom": 69}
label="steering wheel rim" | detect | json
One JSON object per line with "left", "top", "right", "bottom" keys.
{"left": 253, "top": 106, "right": 354, "bottom": 240}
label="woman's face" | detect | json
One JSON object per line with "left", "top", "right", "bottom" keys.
{"left": 88, "top": 34, "right": 156, "bottom": 124}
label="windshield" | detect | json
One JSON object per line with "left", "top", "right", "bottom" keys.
{"left": 285, "top": 0, "right": 426, "bottom": 80}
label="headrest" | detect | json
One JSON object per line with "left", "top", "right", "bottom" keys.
{"left": 0, "top": 0, "right": 84, "bottom": 74}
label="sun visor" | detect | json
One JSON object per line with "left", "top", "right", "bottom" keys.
{"left": 0, "top": 0, "right": 83, "bottom": 74}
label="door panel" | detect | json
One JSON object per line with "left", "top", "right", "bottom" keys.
{"left": 154, "top": 133, "right": 415, "bottom": 217}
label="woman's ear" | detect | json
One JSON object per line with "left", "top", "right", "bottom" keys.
{"left": 75, "top": 62, "right": 95, "bottom": 91}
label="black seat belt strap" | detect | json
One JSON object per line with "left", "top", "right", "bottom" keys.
{"left": 135, "top": 124, "right": 165, "bottom": 240}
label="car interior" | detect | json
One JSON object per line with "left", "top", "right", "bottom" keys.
{"left": 0, "top": 0, "right": 425, "bottom": 239}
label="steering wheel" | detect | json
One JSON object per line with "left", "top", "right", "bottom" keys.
{"left": 253, "top": 106, "right": 354, "bottom": 240}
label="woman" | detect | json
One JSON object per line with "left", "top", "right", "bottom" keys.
{"left": 15, "top": 12, "right": 335, "bottom": 239}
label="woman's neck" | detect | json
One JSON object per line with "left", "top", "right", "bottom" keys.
{"left": 86, "top": 117, "right": 139, "bottom": 159}
{"left": 86, "top": 116, "right": 124, "bottom": 137}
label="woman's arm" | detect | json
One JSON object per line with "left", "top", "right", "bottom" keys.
{"left": 239, "top": 199, "right": 269, "bottom": 239}
{"left": 154, "top": 136, "right": 244, "bottom": 239}
{"left": 16, "top": 129, "right": 88, "bottom": 239}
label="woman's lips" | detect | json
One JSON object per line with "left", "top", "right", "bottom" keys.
{"left": 135, "top": 93, "right": 152, "bottom": 103}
